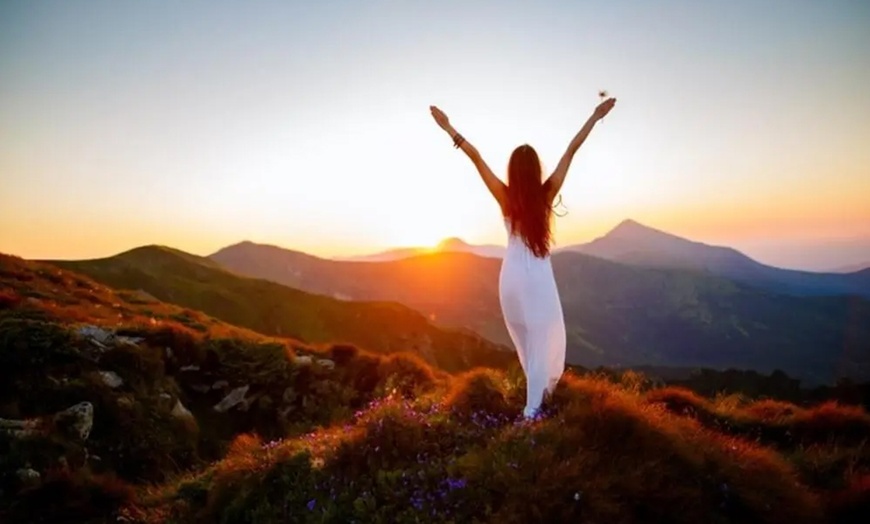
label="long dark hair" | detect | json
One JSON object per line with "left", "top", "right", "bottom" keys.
{"left": 504, "top": 144, "right": 554, "bottom": 258}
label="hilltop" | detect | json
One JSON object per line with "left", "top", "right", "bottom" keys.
{"left": 1, "top": 253, "right": 869, "bottom": 522}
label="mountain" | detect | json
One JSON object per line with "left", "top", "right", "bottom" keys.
{"left": 336, "top": 237, "right": 505, "bottom": 262}
{"left": 560, "top": 219, "right": 870, "bottom": 298}
{"left": 208, "top": 241, "right": 870, "bottom": 384}
{"left": 49, "top": 246, "right": 514, "bottom": 373}
{"left": 211, "top": 241, "right": 508, "bottom": 344}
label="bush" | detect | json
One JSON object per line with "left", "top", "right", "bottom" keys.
{"left": 444, "top": 368, "right": 516, "bottom": 424}
{"left": 376, "top": 352, "right": 438, "bottom": 398}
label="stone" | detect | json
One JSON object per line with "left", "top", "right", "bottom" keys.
{"left": 114, "top": 335, "right": 144, "bottom": 347}
{"left": 171, "top": 399, "right": 194, "bottom": 423}
{"left": 116, "top": 397, "right": 134, "bottom": 409}
{"left": 53, "top": 402, "right": 93, "bottom": 441}
{"left": 294, "top": 355, "right": 313, "bottom": 366}
{"left": 212, "top": 380, "right": 229, "bottom": 390}
{"left": 2, "top": 402, "right": 93, "bottom": 441}
{"left": 213, "top": 385, "right": 250, "bottom": 413}
{"left": 17, "top": 468, "right": 40, "bottom": 487}
{"left": 77, "top": 325, "right": 113, "bottom": 345}
{"left": 180, "top": 365, "right": 200, "bottom": 372}
{"left": 98, "top": 370, "right": 123, "bottom": 388}
{"left": 316, "top": 358, "right": 335, "bottom": 370}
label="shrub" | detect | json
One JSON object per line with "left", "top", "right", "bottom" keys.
{"left": 376, "top": 352, "right": 438, "bottom": 398}
{"left": 444, "top": 368, "right": 516, "bottom": 424}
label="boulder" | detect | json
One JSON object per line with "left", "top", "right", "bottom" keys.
{"left": 1, "top": 401, "right": 94, "bottom": 441}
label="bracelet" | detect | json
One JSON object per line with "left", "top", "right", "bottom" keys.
{"left": 452, "top": 133, "right": 465, "bottom": 149}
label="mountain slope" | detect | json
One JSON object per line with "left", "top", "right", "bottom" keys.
{"left": 561, "top": 220, "right": 870, "bottom": 298}
{"left": 50, "top": 246, "right": 514, "bottom": 373}
{"left": 209, "top": 242, "right": 870, "bottom": 384}
{"left": 211, "top": 242, "right": 508, "bottom": 344}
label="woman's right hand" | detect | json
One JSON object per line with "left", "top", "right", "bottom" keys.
{"left": 430, "top": 105, "right": 451, "bottom": 130}
{"left": 593, "top": 97, "right": 617, "bottom": 121}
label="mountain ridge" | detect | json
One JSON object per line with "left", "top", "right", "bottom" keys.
{"left": 206, "top": 240, "right": 870, "bottom": 384}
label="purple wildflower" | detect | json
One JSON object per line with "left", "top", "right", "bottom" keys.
{"left": 307, "top": 499, "right": 316, "bottom": 511}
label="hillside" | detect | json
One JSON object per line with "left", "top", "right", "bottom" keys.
{"left": 562, "top": 220, "right": 870, "bottom": 298}
{"left": 207, "top": 241, "right": 870, "bottom": 384}
{"left": 2, "top": 253, "right": 869, "bottom": 523}
{"left": 211, "top": 242, "right": 508, "bottom": 344}
{"left": 50, "top": 246, "right": 514, "bottom": 373}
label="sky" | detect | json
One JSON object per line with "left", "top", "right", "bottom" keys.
{"left": 1, "top": 0, "right": 869, "bottom": 270}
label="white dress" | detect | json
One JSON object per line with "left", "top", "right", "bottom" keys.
{"left": 499, "top": 218, "right": 567, "bottom": 418}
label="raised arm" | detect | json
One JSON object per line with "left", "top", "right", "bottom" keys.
{"left": 430, "top": 106, "right": 507, "bottom": 211}
{"left": 545, "top": 97, "right": 616, "bottom": 202}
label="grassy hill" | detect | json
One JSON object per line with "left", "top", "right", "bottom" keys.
{"left": 207, "top": 241, "right": 870, "bottom": 384}
{"left": 1, "top": 253, "right": 868, "bottom": 522}
{"left": 51, "top": 246, "right": 515, "bottom": 373}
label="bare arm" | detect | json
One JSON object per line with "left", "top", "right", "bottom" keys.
{"left": 430, "top": 106, "right": 507, "bottom": 211}
{"left": 546, "top": 97, "right": 616, "bottom": 201}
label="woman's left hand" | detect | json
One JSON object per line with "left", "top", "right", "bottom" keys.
{"left": 430, "top": 105, "right": 451, "bottom": 130}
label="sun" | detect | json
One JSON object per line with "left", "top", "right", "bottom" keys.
{"left": 378, "top": 217, "right": 453, "bottom": 249}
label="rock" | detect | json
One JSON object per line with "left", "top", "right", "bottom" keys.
{"left": 294, "top": 355, "right": 313, "bottom": 366}
{"left": 2, "top": 402, "right": 96, "bottom": 441}
{"left": 213, "top": 385, "right": 250, "bottom": 413}
{"left": 77, "top": 325, "right": 113, "bottom": 345}
{"left": 53, "top": 402, "right": 93, "bottom": 441}
{"left": 159, "top": 393, "right": 172, "bottom": 400}
{"left": 75, "top": 325, "right": 142, "bottom": 360}
{"left": 0, "top": 418, "right": 40, "bottom": 438}
{"left": 114, "top": 335, "right": 144, "bottom": 347}
{"left": 116, "top": 397, "right": 134, "bottom": 409}
{"left": 212, "top": 380, "right": 229, "bottom": 390}
{"left": 316, "top": 358, "right": 335, "bottom": 370}
{"left": 98, "top": 371, "right": 123, "bottom": 388}
{"left": 171, "top": 399, "right": 194, "bottom": 423}
{"left": 16, "top": 468, "right": 40, "bottom": 487}
{"left": 180, "top": 365, "right": 200, "bottom": 372}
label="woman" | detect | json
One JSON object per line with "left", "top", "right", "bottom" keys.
{"left": 430, "top": 98, "right": 617, "bottom": 418}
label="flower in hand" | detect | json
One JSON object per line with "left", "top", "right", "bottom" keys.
{"left": 594, "top": 97, "right": 616, "bottom": 121}
{"left": 430, "top": 105, "right": 450, "bottom": 130}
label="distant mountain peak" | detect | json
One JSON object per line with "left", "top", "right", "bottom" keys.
{"left": 437, "top": 237, "right": 469, "bottom": 251}
{"left": 606, "top": 219, "right": 671, "bottom": 240}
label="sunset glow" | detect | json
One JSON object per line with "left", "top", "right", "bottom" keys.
{"left": 1, "top": 1, "right": 869, "bottom": 269}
